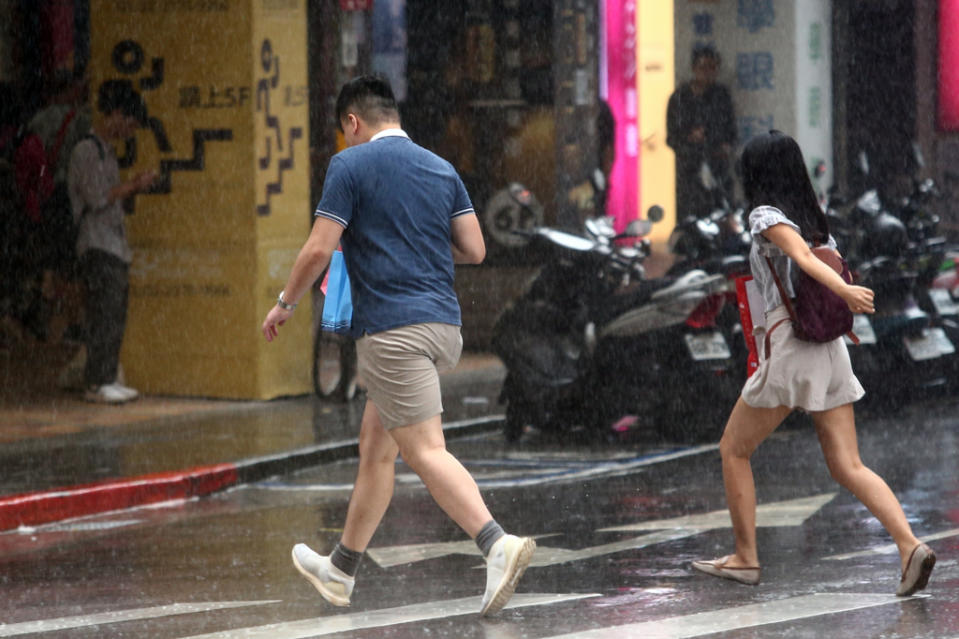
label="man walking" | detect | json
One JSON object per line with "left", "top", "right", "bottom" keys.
{"left": 261, "top": 75, "right": 535, "bottom": 616}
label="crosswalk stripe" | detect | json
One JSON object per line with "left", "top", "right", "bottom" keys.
{"left": 255, "top": 445, "right": 719, "bottom": 494}
{"left": 540, "top": 593, "right": 925, "bottom": 638}
{"left": 0, "top": 601, "right": 279, "bottom": 637}
{"left": 823, "top": 527, "right": 959, "bottom": 561}
{"left": 175, "top": 593, "right": 597, "bottom": 639}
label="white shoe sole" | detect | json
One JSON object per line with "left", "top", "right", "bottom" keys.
{"left": 480, "top": 537, "right": 536, "bottom": 616}
{"left": 291, "top": 548, "right": 351, "bottom": 607}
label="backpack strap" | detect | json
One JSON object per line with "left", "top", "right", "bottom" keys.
{"left": 763, "top": 255, "right": 800, "bottom": 325}
{"left": 764, "top": 250, "right": 859, "bottom": 345}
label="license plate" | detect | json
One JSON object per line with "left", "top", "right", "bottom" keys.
{"left": 685, "top": 331, "right": 731, "bottom": 361}
{"left": 904, "top": 327, "right": 956, "bottom": 361}
{"left": 845, "top": 314, "right": 877, "bottom": 345}
{"left": 930, "top": 288, "right": 959, "bottom": 316}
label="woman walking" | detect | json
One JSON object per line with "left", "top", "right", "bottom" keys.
{"left": 691, "top": 131, "right": 935, "bottom": 596}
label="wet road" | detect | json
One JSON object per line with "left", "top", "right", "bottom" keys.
{"left": 1, "top": 396, "right": 957, "bottom": 638}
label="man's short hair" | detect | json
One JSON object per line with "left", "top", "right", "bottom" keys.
{"left": 335, "top": 75, "right": 399, "bottom": 129}
{"left": 96, "top": 79, "right": 147, "bottom": 124}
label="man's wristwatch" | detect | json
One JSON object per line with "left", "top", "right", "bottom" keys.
{"left": 276, "top": 291, "right": 296, "bottom": 311}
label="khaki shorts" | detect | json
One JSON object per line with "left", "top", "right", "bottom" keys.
{"left": 356, "top": 322, "right": 463, "bottom": 430}
{"left": 741, "top": 305, "right": 865, "bottom": 412}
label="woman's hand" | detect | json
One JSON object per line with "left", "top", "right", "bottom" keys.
{"left": 841, "top": 284, "right": 875, "bottom": 314}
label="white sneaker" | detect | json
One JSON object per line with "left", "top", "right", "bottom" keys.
{"left": 83, "top": 384, "right": 131, "bottom": 404}
{"left": 480, "top": 534, "right": 536, "bottom": 616}
{"left": 291, "top": 543, "right": 354, "bottom": 607}
{"left": 111, "top": 383, "right": 139, "bottom": 401}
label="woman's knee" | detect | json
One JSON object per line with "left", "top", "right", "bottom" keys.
{"left": 825, "top": 456, "right": 866, "bottom": 487}
{"left": 719, "top": 430, "right": 753, "bottom": 461}
{"left": 358, "top": 430, "right": 398, "bottom": 465}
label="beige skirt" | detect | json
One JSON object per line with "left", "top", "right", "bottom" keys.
{"left": 741, "top": 305, "right": 865, "bottom": 411}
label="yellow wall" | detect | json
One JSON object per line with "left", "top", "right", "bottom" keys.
{"left": 91, "top": 0, "right": 311, "bottom": 399}
{"left": 638, "top": 0, "right": 676, "bottom": 243}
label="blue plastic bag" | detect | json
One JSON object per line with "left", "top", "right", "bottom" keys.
{"left": 321, "top": 251, "right": 352, "bottom": 334}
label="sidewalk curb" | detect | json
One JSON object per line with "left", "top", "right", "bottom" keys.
{"left": 0, "top": 415, "right": 503, "bottom": 532}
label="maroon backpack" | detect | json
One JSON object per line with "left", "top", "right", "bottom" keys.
{"left": 765, "top": 246, "right": 859, "bottom": 344}
{"left": 13, "top": 109, "right": 76, "bottom": 223}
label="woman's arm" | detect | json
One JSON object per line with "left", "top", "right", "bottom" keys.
{"left": 763, "top": 223, "right": 875, "bottom": 314}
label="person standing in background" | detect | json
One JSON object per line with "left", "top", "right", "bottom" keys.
{"left": 68, "top": 80, "right": 157, "bottom": 404}
{"left": 667, "top": 44, "right": 737, "bottom": 219}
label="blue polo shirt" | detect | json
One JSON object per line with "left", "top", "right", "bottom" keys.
{"left": 315, "top": 130, "right": 475, "bottom": 337}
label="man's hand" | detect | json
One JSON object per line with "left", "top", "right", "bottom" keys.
{"left": 133, "top": 170, "right": 159, "bottom": 191}
{"left": 261, "top": 305, "right": 293, "bottom": 342}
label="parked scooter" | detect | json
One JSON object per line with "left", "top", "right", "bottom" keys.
{"left": 824, "top": 151, "right": 957, "bottom": 404}
{"left": 492, "top": 207, "right": 734, "bottom": 444}
{"left": 667, "top": 158, "right": 753, "bottom": 383}
{"left": 887, "top": 145, "right": 959, "bottom": 389}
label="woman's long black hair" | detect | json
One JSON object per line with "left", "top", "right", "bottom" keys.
{"left": 739, "top": 130, "right": 829, "bottom": 244}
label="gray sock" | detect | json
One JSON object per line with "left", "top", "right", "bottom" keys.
{"left": 475, "top": 520, "right": 506, "bottom": 557}
{"left": 330, "top": 542, "right": 362, "bottom": 577}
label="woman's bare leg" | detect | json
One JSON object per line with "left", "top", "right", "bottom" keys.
{"left": 718, "top": 398, "right": 792, "bottom": 567}
{"left": 812, "top": 403, "right": 921, "bottom": 571}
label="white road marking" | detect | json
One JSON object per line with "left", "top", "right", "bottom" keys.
{"left": 368, "top": 494, "right": 836, "bottom": 569}
{"left": 824, "top": 527, "right": 959, "bottom": 561}
{"left": 600, "top": 493, "right": 837, "bottom": 532}
{"left": 41, "top": 519, "right": 143, "bottom": 532}
{"left": 0, "top": 601, "right": 279, "bottom": 637}
{"left": 541, "top": 593, "right": 927, "bottom": 639}
{"left": 175, "top": 593, "right": 597, "bottom": 639}
{"left": 254, "top": 444, "right": 720, "bottom": 493}
{"left": 471, "top": 444, "right": 720, "bottom": 488}
{"left": 366, "top": 538, "right": 480, "bottom": 568}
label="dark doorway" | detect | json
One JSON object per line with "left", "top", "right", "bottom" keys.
{"left": 841, "top": 0, "right": 917, "bottom": 197}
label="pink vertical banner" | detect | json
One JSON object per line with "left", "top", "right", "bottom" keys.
{"left": 939, "top": 0, "right": 959, "bottom": 130}
{"left": 600, "top": 0, "right": 640, "bottom": 230}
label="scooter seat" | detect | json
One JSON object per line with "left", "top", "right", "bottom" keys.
{"left": 650, "top": 270, "right": 725, "bottom": 301}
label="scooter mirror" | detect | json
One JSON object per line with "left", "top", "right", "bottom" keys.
{"left": 646, "top": 205, "right": 665, "bottom": 222}
{"left": 623, "top": 219, "right": 652, "bottom": 237}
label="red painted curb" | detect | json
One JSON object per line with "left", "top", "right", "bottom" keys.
{"left": 0, "top": 463, "right": 239, "bottom": 531}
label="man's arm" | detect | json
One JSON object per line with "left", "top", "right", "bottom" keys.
{"left": 450, "top": 213, "right": 485, "bottom": 264}
{"left": 666, "top": 89, "right": 685, "bottom": 150}
{"left": 717, "top": 85, "right": 738, "bottom": 145}
{"left": 108, "top": 171, "right": 157, "bottom": 204}
{"left": 261, "top": 216, "right": 344, "bottom": 341}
